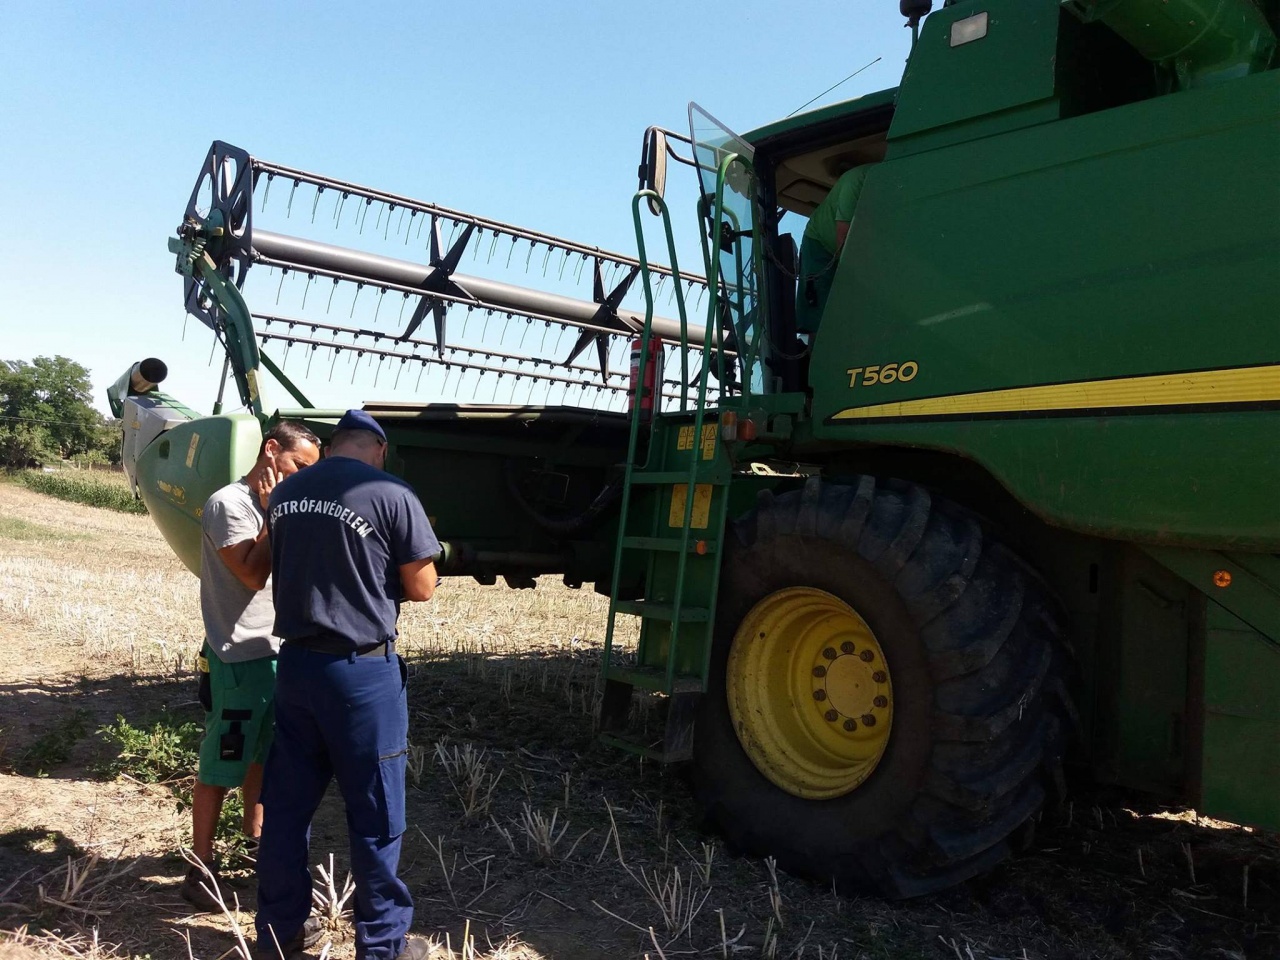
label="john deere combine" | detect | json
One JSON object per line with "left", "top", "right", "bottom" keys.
{"left": 113, "top": 0, "right": 1280, "bottom": 897}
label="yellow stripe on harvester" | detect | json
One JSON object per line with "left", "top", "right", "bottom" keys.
{"left": 830, "top": 365, "right": 1280, "bottom": 421}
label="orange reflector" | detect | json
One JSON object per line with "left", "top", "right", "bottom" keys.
{"left": 740, "top": 418, "right": 758, "bottom": 441}
{"left": 720, "top": 411, "right": 737, "bottom": 442}
{"left": 1213, "top": 569, "right": 1232, "bottom": 588}
{"left": 695, "top": 540, "right": 708, "bottom": 555}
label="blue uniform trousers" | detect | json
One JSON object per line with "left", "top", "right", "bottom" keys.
{"left": 256, "top": 644, "right": 412, "bottom": 960}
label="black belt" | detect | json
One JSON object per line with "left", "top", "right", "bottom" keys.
{"left": 285, "top": 637, "right": 390, "bottom": 657}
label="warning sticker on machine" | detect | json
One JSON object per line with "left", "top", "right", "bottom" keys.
{"left": 669, "top": 484, "right": 712, "bottom": 529}
{"left": 700, "top": 424, "right": 717, "bottom": 460}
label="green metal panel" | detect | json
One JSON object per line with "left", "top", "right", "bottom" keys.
{"left": 889, "top": 0, "right": 1062, "bottom": 151}
{"left": 806, "top": 67, "right": 1280, "bottom": 548}
{"left": 1201, "top": 601, "right": 1280, "bottom": 829}
{"left": 135, "top": 413, "right": 262, "bottom": 575}
{"left": 1096, "top": 549, "right": 1195, "bottom": 794}
{"left": 1146, "top": 546, "right": 1280, "bottom": 642}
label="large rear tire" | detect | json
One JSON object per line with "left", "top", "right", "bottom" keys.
{"left": 691, "top": 476, "right": 1071, "bottom": 898}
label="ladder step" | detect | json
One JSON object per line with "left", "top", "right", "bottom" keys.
{"left": 605, "top": 665, "right": 705, "bottom": 694}
{"left": 613, "top": 599, "right": 710, "bottom": 622}
{"left": 628, "top": 471, "right": 723, "bottom": 485}
{"left": 620, "top": 536, "right": 718, "bottom": 554}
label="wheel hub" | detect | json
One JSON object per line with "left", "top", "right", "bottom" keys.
{"left": 726, "top": 587, "right": 893, "bottom": 799}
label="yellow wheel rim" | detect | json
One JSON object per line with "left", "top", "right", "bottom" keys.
{"left": 726, "top": 587, "right": 893, "bottom": 800}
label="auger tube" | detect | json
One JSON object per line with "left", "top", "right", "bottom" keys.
{"left": 252, "top": 230, "right": 711, "bottom": 346}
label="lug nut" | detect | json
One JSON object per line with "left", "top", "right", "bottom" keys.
{"left": 824, "top": 709, "right": 839, "bottom": 722}
{"left": 862, "top": 714, "right": 876, "bottom": 726}
{"left": 860, "top": 650, "right": 875, "bottom": 662}
{"left": 874, "top": 695, "right": 888, "bottom": 708}
{"left": 813, "top": 689, "right": 827, "bottom": 701}
{"left": 822, "top": 647, "right": 837, "bottom": 660}
{"left": 812, "top": 665, "right": 827, "bottom": 678}
{"left": 872, "top": 670, "right": 887, "bottom": 683}
{"left": 840, "top": 641, "right": 855, "bottom": 654}
{"left": 843, "top": 718, "right": 857, "bottom": 732}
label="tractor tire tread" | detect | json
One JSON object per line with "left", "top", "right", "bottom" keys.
{"left": 691, "top": 476, "right": 1072, "bottom": 899}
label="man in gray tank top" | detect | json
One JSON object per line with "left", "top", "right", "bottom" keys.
{"left": 180, "top": 421, "right": 320, "bottom": 911}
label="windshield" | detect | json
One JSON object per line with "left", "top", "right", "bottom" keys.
{"left": 687, "top": 103, "right": 765, "bottom": 397}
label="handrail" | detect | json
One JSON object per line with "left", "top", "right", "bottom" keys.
{"left": 600, "top": 187, "right": 697, "bottom": 685}
{"left": 665, "top": 150, "right": 745, "bottom": 690}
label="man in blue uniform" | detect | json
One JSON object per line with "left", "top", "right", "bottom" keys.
{"left": 255, "top": 410, "right": 440, "bottom": 960}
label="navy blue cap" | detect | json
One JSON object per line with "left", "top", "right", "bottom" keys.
{"left": 335, "top": 409, "right": 387, "bottom": 442}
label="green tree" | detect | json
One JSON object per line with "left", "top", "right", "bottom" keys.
{"left": 0, "top": 356, "right": 112, "bottom": 468}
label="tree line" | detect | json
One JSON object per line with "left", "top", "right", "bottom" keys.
{"left": 0, "top": 356, "right": 122, "bottom": 468}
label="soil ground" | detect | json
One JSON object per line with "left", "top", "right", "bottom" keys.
{"left": 0, "top": 481, "right": 1278, "bottom": 959}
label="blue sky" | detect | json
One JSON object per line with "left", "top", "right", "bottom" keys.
{"left": 0, "top": 1, "right": 909, "bottom": 415}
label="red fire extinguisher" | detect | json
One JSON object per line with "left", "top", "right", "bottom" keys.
{"left": 628, "top": 336, "right": 663, "bottom": 420}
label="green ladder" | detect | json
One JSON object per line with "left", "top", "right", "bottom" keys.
{"left": 598, "top": 189, "right": 735, "bottom": 761}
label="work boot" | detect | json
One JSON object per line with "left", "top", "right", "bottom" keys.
{"left": 255, "top": 916, "right": 325, "bottom": 959}
{"left": 178, "top": 862, "right": 224, "bottom": 912}
{"left": 393, "top": 937, "right": 433, "bottom": 960}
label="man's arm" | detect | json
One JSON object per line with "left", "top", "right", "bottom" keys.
{"left": 217, "top": 523, "right": 272, "bottom": 592}
{"left": 400, "top": 558, "right": 437, "bottom": 602}
{"left": 834, "top": 220, "right": 851, "bottom": 253}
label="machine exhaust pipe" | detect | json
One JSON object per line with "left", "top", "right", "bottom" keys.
{"left": 130, "top": 357, "right": 168, "bottom": 394}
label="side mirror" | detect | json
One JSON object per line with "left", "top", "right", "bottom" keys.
{"left": 901, "top": 0, "right": 933, "bottom": 27}
{"left": 639, "top": 127, "right": 668, "bottom": 216}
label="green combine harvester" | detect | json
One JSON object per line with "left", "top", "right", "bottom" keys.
{"left": 112, "top": 0, "right": 1279, "bottom": 897}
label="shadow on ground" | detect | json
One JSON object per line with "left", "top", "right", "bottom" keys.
{"left": 1, "top": 643, "right": 1277, "bottom": 959}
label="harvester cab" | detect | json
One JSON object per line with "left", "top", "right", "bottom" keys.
{"left": 120, "top": 0, "right": 1280, "bottom": 899}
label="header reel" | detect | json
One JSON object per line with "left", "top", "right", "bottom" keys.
{"left": 173, "top": 141, "right": 732, "bottom": 415}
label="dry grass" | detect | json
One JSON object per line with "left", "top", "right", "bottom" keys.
{"left": 2, "top": 482, "right": 1279, "bottom": 960}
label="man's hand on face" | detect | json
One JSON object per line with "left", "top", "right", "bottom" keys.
{"left": 252, "top": 458, "right": 283, "bottom": 510}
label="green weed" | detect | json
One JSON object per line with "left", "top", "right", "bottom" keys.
{"left": 12, "top": 470, "right": 147, "bottom": 514}
{"left": 96, "top": 712, "right": 201, "bottom": 783}
{"left": 6, "top": 708, "right": 92, "bottom": 776}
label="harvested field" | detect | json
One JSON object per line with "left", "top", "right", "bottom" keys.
{"left": 0, "top": 480, "right": 1277, "bottom": 959}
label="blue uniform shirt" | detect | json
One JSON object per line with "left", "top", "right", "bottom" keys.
{"left": 267, "top": 456, "right": 440, "bottom": 650}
